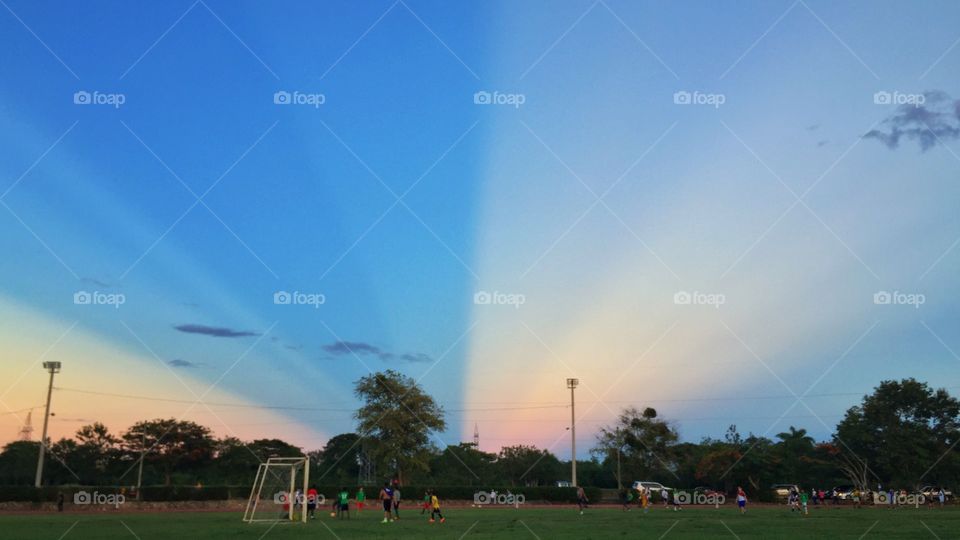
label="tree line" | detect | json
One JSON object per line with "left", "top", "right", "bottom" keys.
{"left": 1, "top": 373, "right": 957, "bottom": 495}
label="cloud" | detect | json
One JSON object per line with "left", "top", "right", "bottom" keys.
{"left": 865, "top": 90, "right": 960, "bottom": 151}
{"left": 173, "top": 324, "right": 259, "bottom": 338}
{"left": 322, "top": 341, "right": 433, "bottom": 363}
{"left": 168, "top": 358, "right": 199, "bottom": 368}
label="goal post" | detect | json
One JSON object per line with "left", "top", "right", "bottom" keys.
{"left": 243, "top": 457, "right": 310, "bottom": 523}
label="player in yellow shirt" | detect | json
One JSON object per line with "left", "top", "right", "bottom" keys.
{"left": 427, "top": 490, "right": 445, "bottom": 523}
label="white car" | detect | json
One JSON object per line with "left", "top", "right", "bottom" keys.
{"left": 631, "top": 481, "right": 671, "bottom": 492}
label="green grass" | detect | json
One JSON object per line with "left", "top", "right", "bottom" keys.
{"left": 3, "top": 506, "right": 959, "bottom": 539}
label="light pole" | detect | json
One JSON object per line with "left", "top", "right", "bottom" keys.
{"left": 35, "top": 361, "right": 61, "bottom": 487}
{"left": 566, "top": 378, "right": 578, "bottom": 487}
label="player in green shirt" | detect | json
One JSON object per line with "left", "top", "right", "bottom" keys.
{"left": 356, "top": 487, "right": 366, "bottom": 513}
{"left": 336, "top": 487, "right": 350, "bottom": 519}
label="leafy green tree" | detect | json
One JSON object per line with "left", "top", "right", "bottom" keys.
{"left": 594, "top": 407, "right": 679, "bottom": 483}
{"left": 316, "top": 433, "right": 362, "bottom": 484}
{"left": 0, "top": 441, "right": 39, "bottom": 484}
{"left": 121, "top": 419, "right": 215, "bottom": 485}
{"left": 496, "top": 445, "right": 562, "bottom": 486}
{"left": 427, "top": 443, "right": 497, "bottom": 486}
{"left": 834, "top": 379, "right": 960, "bottom": 489}
{"left": 354, "top": 371, "right": 445, "bottom": 484}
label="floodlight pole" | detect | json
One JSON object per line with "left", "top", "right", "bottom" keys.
{"left": 35, "top": 361, "right": 61, "bottom": 487}
{"left": 567, "top": 378, "right": 578, "bottom": 487}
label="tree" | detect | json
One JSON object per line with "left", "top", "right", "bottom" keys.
{"left": 354, "top": 370, "right": 445, "bottom": 484}
{"left": 594, "top": 407, "right": 679, "bottom": 483}
{"left": 121, "top": 419, "right": 215, "bottom": 485}
{"left": 316, "top": 433, "right": 363, "bottom": 484}
{"left": 428, "top": 443, "right": 497, "bottom": 486}
{"left": 834, "top": 379, "right": 960, "bottom": 489}
{"left": 496, "top": 445, "right": 562, "bottom": 486}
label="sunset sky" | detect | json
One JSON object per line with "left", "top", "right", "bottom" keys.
{"left": 2, "top": 0, "right": 960, "bottom": 458}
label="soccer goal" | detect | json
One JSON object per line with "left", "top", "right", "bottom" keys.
{"left": 243, "top": 457, "right": 310, "bottom": 523}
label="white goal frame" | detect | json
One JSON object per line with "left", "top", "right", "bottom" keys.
{"left": 242, "top": 457, "right": 310, "bottom": 523}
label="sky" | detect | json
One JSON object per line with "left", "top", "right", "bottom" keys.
{"left": 2, "top": 0, "right": 960, "bottom": 460}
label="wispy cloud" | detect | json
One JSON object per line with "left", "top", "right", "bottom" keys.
{"left": 168, "top": 358, "right": 199, "bottom": 368}
{"left": 866, "top": 90, "right": 960, "bottom": 151}
{"left": 322, "top": 341, "right": 433, "bottom": 363}
{"left": 173, "top": 324, "right": 259, "bottom": 338}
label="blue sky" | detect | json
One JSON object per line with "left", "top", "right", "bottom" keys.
{"left": 2, "top": 0, "right": 960, "bottom": 456}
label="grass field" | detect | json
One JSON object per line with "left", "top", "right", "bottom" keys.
{"left": 3, "top": 506, "right": 959, "bottom": 539}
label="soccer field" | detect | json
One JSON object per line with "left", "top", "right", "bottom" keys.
{"left": 3, "top": 506, "right": 958, "bottom": 539}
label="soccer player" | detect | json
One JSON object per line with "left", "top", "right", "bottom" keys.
{"left": 661, "top": 488, "right": 669, "bottom": 508}
{"left": 356, "top": 487, "right": 365, "bottom": 513}
{"left": 392, "top": 486, "right": 402, "bottom": 520}
{"left": 428, "top": 490, "right": 445, "bottom": 523}
{"left": 671, "top": 490, "right": 682, "bottom": 511}
{"left": 336, "top": 487, "right": 350, "bottom": 519}
{"left": 620, "top": 488, "right": 633, "bottom": 511}
{"left": 421, "top": 490, "right": 431, "bottom": 514}
{"left": 736, "top": 487, "right": 747, "bottom": 514}
{"left": 576, "top": 486, "right": 588, "bottom": 515}
{"left": 799, "top": 490, "right": 808, "bottom": 515}
{"left": 379, "top": 482, "right": 393, "bottom": 524}
{"left": 640, "top": 487, "right": 649, "bottom": 513}
{"left": 307, "top": 485, "right": 318, "bottom": 519}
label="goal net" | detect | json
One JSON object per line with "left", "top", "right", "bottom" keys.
{"left": 243, "top": 457, "right": 310, "bottom": 523}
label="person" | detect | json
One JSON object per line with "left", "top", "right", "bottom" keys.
{"left": 57, "top": 492, "right": 64, "bottom": 512}
{"left": 661, "top": 487, "right": 669, "bottom": 508}
{"left": 788, "top": 488, "right": 796, "bottom": 512}
{"left": 736, "top": 486, "right": 747, "bottom": 514}
{"left": 335, "top": 487, "right": 350, "bottom": 519}
{"left": 280, "top": 491, "right": 291, "bottom": 520}
{"left": 379, "top": 482, "right": 393, "bottom": 524}
{"left": 307, "top": 485, "right": 318, "bottom": 519}
{"left": 811, "top": 488, "right": 818, "bottom": 505}
{"left": 421, "top": 490, "right": 431, "bottom": 514}
{"left": 938, "top": 488, "right": 946, "bottom": 507}
{"left": 428, "top": 490, "right": 445, "bottom": 523}
{"left": 392, "top": 486, "right": 401, "bottom": 520}
{"left": 852, "top": 487, "right": 861, "bottom": 509}
{"left": 640, "top": 487, "right": 649, "bottom": 513}
{"left": 576, "top": 486, "right": 588, "bottom": 515}
{"left": 620, "top": 488, "right": 633, "bottom": 511}
{"left": 671, "top": 489, "right": 682, "bottom": 511}
{"left": 799, "top": 490, "right": 808, "bottom": 515}
{"left": 356, "top": 487, "right": 365, "bottom": 513}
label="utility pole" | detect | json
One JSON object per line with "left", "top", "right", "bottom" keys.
{"left": 35, "top": 361, "right": 61, "bottom": 487}
{"left": 136, "top": 433, "right": 145, "bottom": 500}
{"left": 567, "top": 378, "right": 578, "bottom": 487}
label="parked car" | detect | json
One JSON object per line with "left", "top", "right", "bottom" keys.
{"left": 631, "top": 481, "right": 671, "bottom": 493}
{"left": 919, "top": 486, "right": 952, "bottom": 500}
{"left": 555, "top": 481, "right": 572, "bottom": 488}
{"left": 833, "top": 485, "right": 856, "bottom": 500}
{"left": 770, "top": 484, "right": 800, "bottom": 499}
